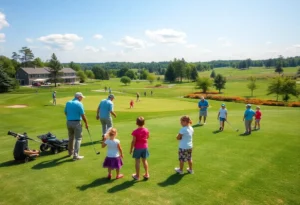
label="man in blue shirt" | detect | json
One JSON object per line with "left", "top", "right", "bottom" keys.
{"left": 198, "top": 96, "right": 209, "bottom": 125}
{"left": 64, "top": 92, "right": 88, "bottom": 160}
{"left": 243, "top": 104, "right": 255, "bottom": 135}
{"left": 96, "top": 94, "right": 117, "bottom": 141}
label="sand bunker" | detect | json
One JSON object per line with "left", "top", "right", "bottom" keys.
{"left": 5, "top": 105, "right": 28, "bottom": 108}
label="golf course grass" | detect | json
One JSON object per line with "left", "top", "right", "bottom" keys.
{"left": 0, "top": 67, "right": 299, "bottom": 205}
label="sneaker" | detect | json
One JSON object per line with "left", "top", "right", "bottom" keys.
{"left": 107, "top": 174, "right": 112, "bottom": 180}
{"left": 204, "top": 122, "right": 206, "bottom": 125}
{"left": 73, "top": 156, "right": 84, "bottom": 160}
{"left": 132, "top": 174, "right": 139, "bottom": 180}
{"left": 187, "top": 168, "right": 194, "bottom": 174}
{"left": 197, "top": 122, "right": 201, "bottom": 125}
{"left": 174, "top": 168, "right": 184, "bottom": 175}
{"left": 116, "top": 174, "right": 124, "bottom": 179}
{"left": 143, "top": 174, "right": 150, "bottom": 180}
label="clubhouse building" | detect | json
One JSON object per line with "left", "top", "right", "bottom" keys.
{"left": 16, "top": 67, "right": 77, "bottom": 85}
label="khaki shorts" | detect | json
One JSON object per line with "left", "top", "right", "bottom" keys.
{"left": 199, "top": 110, "right": 207, "bottom": 117}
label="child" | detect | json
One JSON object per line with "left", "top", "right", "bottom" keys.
{"left": 175, "top": 115, "right": 194, "bottom": 174}
{"left": 130, "top": 116, "right": 150, "bottom": 180}
{"left": 217, "top": 103, "right": 227, "bottom": 131}
{"left": 102, "top": 128, "right": 124, "bottom": 179}
{"left": 254, "top": 106, "right": 262, "bottom": 130}
{"left": 130, "top": 100, "right": 134, "bottom": 109}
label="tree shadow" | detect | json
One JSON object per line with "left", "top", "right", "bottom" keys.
{"left": 0, "top": 160, "right": 25, "bottom": 167}
{"left": 31, "top": 155, "right": 72, "bottom": 170}
{"left": 77, "top": 177, "right": 113, "bottom": 191}
{"left": 192, "top": 124, "right": 203, "bottom": 128}
{"left": 157, "top": 173, "right": 187, "bottom": 187}
{"left": 107, "top": 180, "right": 143, "bottom": 193}
{"left": 213, "top": 130, "right": 222, "bottom": 134}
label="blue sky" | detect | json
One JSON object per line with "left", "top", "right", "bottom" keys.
{"left": 0, "top": 0, "right": 299, "bottom": 63}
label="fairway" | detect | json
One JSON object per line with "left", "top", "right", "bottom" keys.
{"left": 56, "top": 95, "right": 197, "bottom": 112}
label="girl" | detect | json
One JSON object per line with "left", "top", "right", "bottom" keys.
{"left": 217, "top": 103, "right": 227, "bottom": 131}
{"left": 130, "top": 100, "right": 134, "bottom": 109}
{"left": 254, "top": 106, "right": 262, "bottom": 130}
{"left": 130, "top": 116, "right": 150, "bottom": 180}
{"left": 102, "top": 128, "right": 124, "bottom": 179}
{"left": 175, "top": 115, "right": 194, "bottom": 174}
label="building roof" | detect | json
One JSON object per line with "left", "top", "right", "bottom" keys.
{"left": 20, "top": 67, "right": 76, "bottom": 74}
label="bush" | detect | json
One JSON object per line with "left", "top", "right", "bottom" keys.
{"left": 120, "top": 76, "right": 131, "bottom": 85}
{"left": 155, "top": 84, "right": 162, "bottom": 87}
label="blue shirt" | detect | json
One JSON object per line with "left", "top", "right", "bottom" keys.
{"left": 244, "top": 108, "right": 255, "bottom": 120}
{"left": 64, "top": 98, "right": 85, "bottom": 121}
{"left": 198, "top": 100, "right": 209, "bottom": 111}
{"left": 99, "top": 98, "right": 113, "bottom": 119}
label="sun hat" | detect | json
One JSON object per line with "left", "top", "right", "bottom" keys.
{"left": 221, "top": 103, "right": 225, "bottom": 107}
{"left": 75, "top": 92, "right": 85, "bottom": 98}
{"left": 256, "top": 106, "right": 260, "bottom": 109}
{"left": 108, "top": 94, "right": 115, "bottom": 99}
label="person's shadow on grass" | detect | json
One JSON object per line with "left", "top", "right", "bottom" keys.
{"left": 107, "top": 180, "right": 143, "bottom": 193}
{"left": 157, "top": 173, "right": 186, "bottom": 187}
{"left": 31, "top": 155, "right": 72, "bottom": 170}
{"left": 0, "top": 160, "right": 25, "bottom": 167}
{"left": 213, "top": 130, "right": 222, "bottom": 134}
{"left": 192, "top": 124, "right": 203, "bottom": 128}
{"left": 77, "top": 177, "right": 113, "bottom": 191}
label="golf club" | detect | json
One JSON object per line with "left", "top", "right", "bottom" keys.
{"left": 86, "top": 128, "right": 100, "bottom": 155}
{"left": 226, "top": 120, "right": 239, "bottom": 132}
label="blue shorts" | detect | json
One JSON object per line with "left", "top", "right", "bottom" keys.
{"left": 219, "top": 117, "right": 226, "bottom": 122}
{"left": 132, "top": 148, "right": 149, "bottom": 159}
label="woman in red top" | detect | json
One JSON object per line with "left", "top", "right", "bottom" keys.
{"left": 254, "top": 106, "right": 262, "bottom": 130}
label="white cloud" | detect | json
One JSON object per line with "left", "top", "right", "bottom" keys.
{"left": 145, "top": 29, "right": 186, "bottom": 44}
{"left": 84, "top": 46, "right": 106, "bottom": 52}
{"left": 93, "top": 34, "right": 103, "bottom": 39}
{"left": 265, "top": 41, "right": 272, "bottom": 45}
{"left": 38, "top": 34, "right": 82, "bottom": 50}
{"left": 0, "top": 12, "right": 9, "bottom": 30}
{"left": 113, "top": 36, "right": 146, "bottom": 49}
{"left": 26, "top": 38, "right": 34, "bottom": 43}
{"left": 201, "top": 49, "right": 212, "bottom": 53}
{"left": 293, "top": 44, "right": 300, "bottom": 48}
{"left": 186, "top": 44, "right": 197, "bottom": 48}
{"left": 0, "top": 33, "right": 5, "bottom": 42}
{"left": 217, "top": 37, "right": 232, "bottom": 47}
{"left": 217, "top": 37, "right": 226, "bottom": 41}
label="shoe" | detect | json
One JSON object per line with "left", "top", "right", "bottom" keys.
{"left": 219, "top": 127, "right": 222, "bottom": 131}
{"left": 197, "top": 122, "right": 201, "bottom": 125}
{"left": 143, "top": 174, "right": 150, "bottom": 180}
{"left": 107, "top": 174, "right": 112, "bottom": 180}
{"left": 243, "top": 132, "right": 248, "bottom": 135}
{"left": 204, "top": 123, "right": 206, "bottom": 125}
{"left": 73, "top": 156, "right": 84, "bottom": 160}
{"left": 187, "top": 168, "right": 194, "bottom": 174}
{"left": 132, "top": 174, "right": 139, "bottom": 180}
{"left": 116, "top": 174, "right": 123, "bottom": 179}
{"left": 174, "top": 168, "right": 184, "bottom": 175}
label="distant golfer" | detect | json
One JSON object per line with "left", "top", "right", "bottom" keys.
{"left": 97, "top": 94, "right": 117, "bottom": 141}
{"left": 130, "top": 100, "right": 134, "bottom": 109}
{"left": 136, "top": 92, "right": 140, "bottom": 102}
{"left": 243, "top": 104, "right": 255, "bottom": 135}
{"left": 217, "top": 103, "right": 227, "bottom": 131}
{"left": 52, "top": 91, "right": 56, "bottom": 105}
{"left": 64, "top": 92, "right": 88, "bottom": 160}
{"left": 198, "top": 96, "right": 209, "bottom": 125}
{"left": 144, "top": 91, "right": 147, "bottom": 97}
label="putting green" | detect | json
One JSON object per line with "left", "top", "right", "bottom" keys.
{"left": 56, "top": 96, "right": 197, "bottom": 112}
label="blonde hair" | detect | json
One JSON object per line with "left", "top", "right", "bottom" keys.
{"left": 106, "top": 128, "right": 117, "bottom": 139}
{"left": 136, "top": 116, "right": 145, "bottom": 126}
{"left": 180, "top": 115, "right": 192, "bottom": 125}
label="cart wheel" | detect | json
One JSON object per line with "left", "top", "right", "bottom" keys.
{"left": 40, "top": 144, "right": 49, "bottom": 152}
{"left": 51, "top": 147, "right": 58, "bottom": 154}
{"left": 24, "top": 157, "right": 29, "bottom": 163}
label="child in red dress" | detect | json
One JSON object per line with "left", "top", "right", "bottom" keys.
{"left": 254, "top": 106, "right": 262, "bottom": 130}
{"left": 130, "top": 100, "right": 134, "bottom": 109}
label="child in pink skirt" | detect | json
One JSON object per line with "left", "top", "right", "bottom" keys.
{"left": 102, "top": 128, "right": 124, "bottom": 179}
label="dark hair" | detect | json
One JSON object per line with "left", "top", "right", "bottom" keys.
{"left": 136, "top": 116, "right": 145, "bottom": 126}
{"left": 180, "top": 115, "right": 192, "bottom": 125}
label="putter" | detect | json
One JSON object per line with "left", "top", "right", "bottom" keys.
{"left": 86, "top": 128, "right": 100, "bottom": 155}
{"left": 226, "top": 120, "right": 239, "bottom": 132}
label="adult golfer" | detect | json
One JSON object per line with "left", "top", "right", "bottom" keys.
{"left": 52, "top": 91, "right": 56, "bottom": 105}
{"left": 96, "top": 94, "right": 117, "bottom": 141}
{"left": 64, "top": 92, "right": 88, "bottom": 160}
{"left": 243, "top": 104, "right": 255, "bottom": 135}
{"left": 198, "top": 96, "right": 209, "bottom": 125}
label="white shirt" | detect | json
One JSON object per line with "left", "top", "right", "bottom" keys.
{"left": 219, "top": 108, "right": 227, "bottom": 118}
{"left": 105, "top": 139, "right": 120, "bottom": 157}
{"left": 179, "top": 126, "right": 194, "bottom": 149}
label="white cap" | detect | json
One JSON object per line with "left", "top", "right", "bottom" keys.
{"left": 75, "top": 92, "right": 85, "bottom": 98}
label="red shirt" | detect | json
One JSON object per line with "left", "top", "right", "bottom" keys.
{"left": 255, "top": 110, "right": 262, "bottom": 119}
{"left": 131, "top": 127, "right": 149, "bottom": 149}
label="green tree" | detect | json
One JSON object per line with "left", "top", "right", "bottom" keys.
{"left": 213, "top": 74, "right": 226, "bottom": 93}
{"left": 140, "top": 69, "right": 149, "bottom": 80}
{"left": 164, "top": 64, "right": 176, "bottom": 82}
{"left": 117, "top": 68, "right": 129, "bottom": 77}
{"left": 281, "top": 77, "right": 299, "bottom": 102}
{"left": 69, "top": 61, "right": 81, "bottom": 71}
{"left": 185, "top": 64, "right": 191, "bottom": 82}
{"left": 12, "top": 52, "right": 20, "bottom": 62}
{"left": 147, "top": 73, "right": 156, "bottom": 84}
{"left": 19, "top": 47, "right": 34, "bottom": 67}
{"left": 0, "top": 65, "right": 18, "bottom": 93}
{"left": 190, "top": 64, "right": 198, "bottom": 81}
{"left": 196, "top": 77, "right": 213, "bottom": 93}
{"left": 120, "top": 76, "right": 131, "bottom": 85}
{"left": 76, "top": 70, "right": 87, "bottom": 83}
{"left": 125, "top": 69, "right": 136, "bottom": 79}
{"left": 210, "top": 70, "right": 216, "bottom": 78}
{"left": 85, "top": 70, "right": 95, "bottom": 79}
{"left": 247, "top": 76, "right": 257, "bottom": 97}
{"left": 267, "top": 77, "right": 283, "bottom": 101}
{"left": 92, "top": 65, "right": 105, "bottom": 80}
{"left": 33, "top": 57, "right": 44, "bottom": 67}
{"left": 0, "top": 56, "right": 16, "bottom": 77}
{"left": 173, "top": 58, "right": 186, "bottom": 82}
{"left": 47, "top": 53, "right": 63, "bottom": 87}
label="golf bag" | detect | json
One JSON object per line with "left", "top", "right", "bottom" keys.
{"left": 37, "top": 132, "right": 69, "bottom": 154}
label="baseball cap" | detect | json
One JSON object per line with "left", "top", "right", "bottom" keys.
{"left": 75, "top": 92, "right": 85, "bottom": 98}
{"left": 246, "top": 104, "right": 251, "bottom": 107}
{"left": 221, "top": 103, "right": 225, "bottom": 107}
{"left": 108, "top": 94, "right": 115, "bottom": 99}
